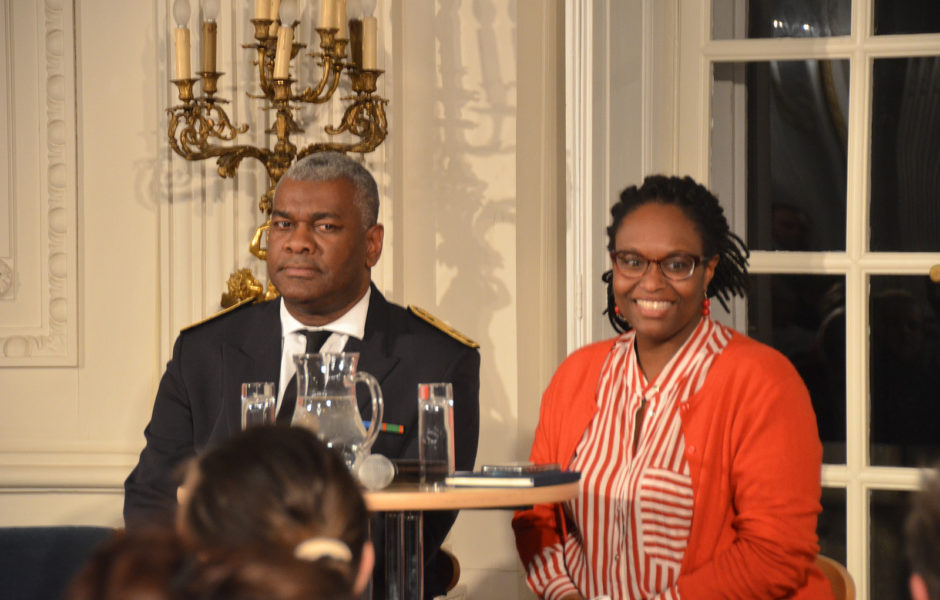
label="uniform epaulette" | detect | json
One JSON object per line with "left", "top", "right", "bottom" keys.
{"left": 181, "top": 295, "right": 258, "bottom": 332}
{"left": 407, "top": 305, "right": 480, "bottom": 349}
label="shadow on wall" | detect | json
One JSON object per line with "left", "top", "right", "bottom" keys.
{"left": 430, "top": 0, "right": 516, "bottom": 446}
{"left": 423, "top": 1, "right": 527, "bottom": 594}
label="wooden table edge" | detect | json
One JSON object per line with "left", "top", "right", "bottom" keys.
{"left": 364, "top": 481, "right": 579, "bottom": 512}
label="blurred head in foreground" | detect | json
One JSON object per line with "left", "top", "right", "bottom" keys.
{"left": 65, "top": 528, "right": 356, "bottom": 600}
{"left": 177, "top": 425, "right": 373, "bottom": 595}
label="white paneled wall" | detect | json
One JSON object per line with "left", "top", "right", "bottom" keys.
{"left": 0, "top": 0, "right": 153, "bottom": 520}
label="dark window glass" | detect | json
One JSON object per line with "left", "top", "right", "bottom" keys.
{"left": 874, "top": 0, "right": 940, "bottom": 35}
{"left": 818, "top": 487, "right": 846, "bottom": 565}
{"left": 870, "top": 489, "right": 914, "bottom": 599}
{"left": 714, "top": 59, "right": 849, "bottom": 251}
{"left": 747, "top": 274, "right": 846, "bottom": 463}
{"left": 869, "top": 57, "right": 940, "bottom": 252}
{"left": 869, "top": 275, "right": 940, "bottom": 467}
{"left": 712, "top": 0, "right": 851, "bottom": 39}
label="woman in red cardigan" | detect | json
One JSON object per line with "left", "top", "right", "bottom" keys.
{"left": 512, "top": 176, "right": 834, "bottom": 599}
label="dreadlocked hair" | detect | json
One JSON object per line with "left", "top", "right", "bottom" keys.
{"left": 603, "top": 174, "right": 750, "bottom": 334}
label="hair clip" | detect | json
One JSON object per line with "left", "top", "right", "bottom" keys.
{"left": 294, "top": 537, "right": 353, "bottom": 563}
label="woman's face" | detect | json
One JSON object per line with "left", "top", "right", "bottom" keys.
{"left": 612, "top": 202, "right": 718, "bottom": 352}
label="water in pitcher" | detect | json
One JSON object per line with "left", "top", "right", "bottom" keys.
{"left": 295, "top": 395, "right": 368, "bottom": 471}
{"left": 291, "top": 401, "right": 321, "bottom": 435}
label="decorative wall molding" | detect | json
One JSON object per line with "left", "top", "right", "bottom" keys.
{"left": 0, "top": 0, "right": 78, "bottom": 366}
{"left": 0, "top": 2, "right": 11, "bottom": 289}
{"left": 564, "top": 0, "right": 594, "bottom": 353}
{"left": 0, "top": 450, "right": 137, "bottom": 489}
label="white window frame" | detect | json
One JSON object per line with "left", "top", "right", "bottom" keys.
{"left": 566, "top": 1, "right": 940, "bottom": 598}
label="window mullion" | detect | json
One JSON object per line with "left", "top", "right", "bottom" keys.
{"left": 842, "top": 0, "right": 870, "bottom": 592}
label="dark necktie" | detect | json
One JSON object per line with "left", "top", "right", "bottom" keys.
{"left": 276, "top": 329, "right": 332, "bottom": 424}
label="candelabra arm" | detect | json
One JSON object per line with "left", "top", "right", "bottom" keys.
{"left": 254, "top": 45, "right": 275, "bottom": 98}
{"left": 297, "top": 70, "right": 388, "bottom": 157}
{"left": 249, "top": 220, "right": 270, "bottom": 260}
{"left": 295, "top": 54, "right": 344, "bottom": 104}
{"left": 167, "top": 104, "right": 272, "bottom": 180}
{"left": 215, "top": 145, "right": 272, "bottom": 179}
{"left": 297, "top": 100, "right": 387, "bottom": 156}
{"left": 167, "top": 100, "right": 248, "bottom": 145}
{"left": 293, "top": 28, "right": 347, "bottom": 104}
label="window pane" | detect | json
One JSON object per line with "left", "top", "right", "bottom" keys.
{"left": 712, "top": 0, "right": 850, "bottom": 40}
{"left": 869, "top": 275, "right": 940, "bottom": 467}
{"left": 819, "top": 487, "right": 846, "bottom": 565}
{"left": 711, "top": 61, "right": 848, "bottom": 251}
{"left": 874, "top": 0, "right": 940, "bottom": 35}
{"left": 870, "top": 489, "right": 914, "bottom": 600}
{"left": 869, "top": 57, "right": 940, "bottom": 252}
{"left": 747, "top": 274, "right": 846, "bottom": 463}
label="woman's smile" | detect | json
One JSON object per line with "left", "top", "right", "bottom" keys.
{"left": 633, "top": 298, "right": 674, "bottom": 317}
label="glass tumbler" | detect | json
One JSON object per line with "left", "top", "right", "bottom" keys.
{"left": 417, "top": 382, "right": 455, "bottom": 489}
{"left": 241, "top": 382, "right": 276, "bottom": 429}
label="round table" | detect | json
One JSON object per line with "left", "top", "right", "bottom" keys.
{"left": 364, "top": 481, "right": 579, "bottom": 600}
{"left": 365, "top": 480, "right": 579, "bottom": 511}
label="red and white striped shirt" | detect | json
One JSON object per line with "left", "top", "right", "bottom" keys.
{"left": 526, "top": 317, "right": 732, "bottom": 600}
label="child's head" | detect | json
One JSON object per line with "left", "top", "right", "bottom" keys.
{"left": 66, "top": 528, "right": 358, "bottom": 600}
{"left": 192, "top": 547, "right": 357, "bottom": 600}
{"left": 177, "top": 426, "right": 372, "bottom": 594}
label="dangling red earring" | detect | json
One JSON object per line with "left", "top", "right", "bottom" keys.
{"left": 614, "top": 305, "right": 622, "bottom": 317}
{"left": 702, "top": 296, "right": 711, "bottom": 317}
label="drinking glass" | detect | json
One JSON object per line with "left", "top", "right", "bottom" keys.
{"left": 418, "top": 382, "right": 455, "bottom": 490}
{"left": 240, "top": 382, "right": 276, "bottom": 429}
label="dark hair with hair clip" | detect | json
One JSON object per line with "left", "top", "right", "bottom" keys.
{"left": 192, "top": 549, "right": 356, "bottom": 600}
{"left": 180, "top": 426, "right": 369, "bottom": 588}
{"left": 65, "top": 528, "right": 357, "bottom": 600}
{"left": 603, "top": 175, "right": 750, "bottom": 333}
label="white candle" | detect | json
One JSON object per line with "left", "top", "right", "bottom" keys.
{"left": 273, "top": 25, "right": 293, "bottom": 79}
{"left": 361, "top": 16, "right": 377, "bottom": 70}
{"left": 173, "top": 0, "right": 191, "bottom": 79}
{"left": 269, "top": 0, "right": 282, "bottom": 36}
{"left": 336, "top": 0, "right": 347, "bottom": 39}
{"left": 255, "top": 0, "right": 269, "bottom": 20}
{"left": 201, "top": 0, "right": 219, "bottom": 72}
{"left": 175, "top": 28, "right": 191, "bottom": 79}
{"left": 320, "top": 0, "right": 335, "bottom": 29}
{"left": 201, "top": 21, "right": 217, "bottom": 72}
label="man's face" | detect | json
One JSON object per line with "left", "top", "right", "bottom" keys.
{"left": 266, "top": 177, "right": 383, "bottom": 325}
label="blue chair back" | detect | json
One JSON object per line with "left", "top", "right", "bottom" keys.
{"left": 0, "top": 526, "right": 115, "bottom": 600}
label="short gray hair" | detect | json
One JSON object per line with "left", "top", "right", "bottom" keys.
{"left": 277, "top": 152, "right": 379, "bottom": 228}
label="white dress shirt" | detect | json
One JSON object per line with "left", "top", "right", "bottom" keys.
{"left": 276, "top": 287, "right": 371, "bottom": 411}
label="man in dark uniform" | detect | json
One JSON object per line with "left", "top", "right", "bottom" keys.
{"left": 124, "top": 152, "right": 480, "bottom": 599}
